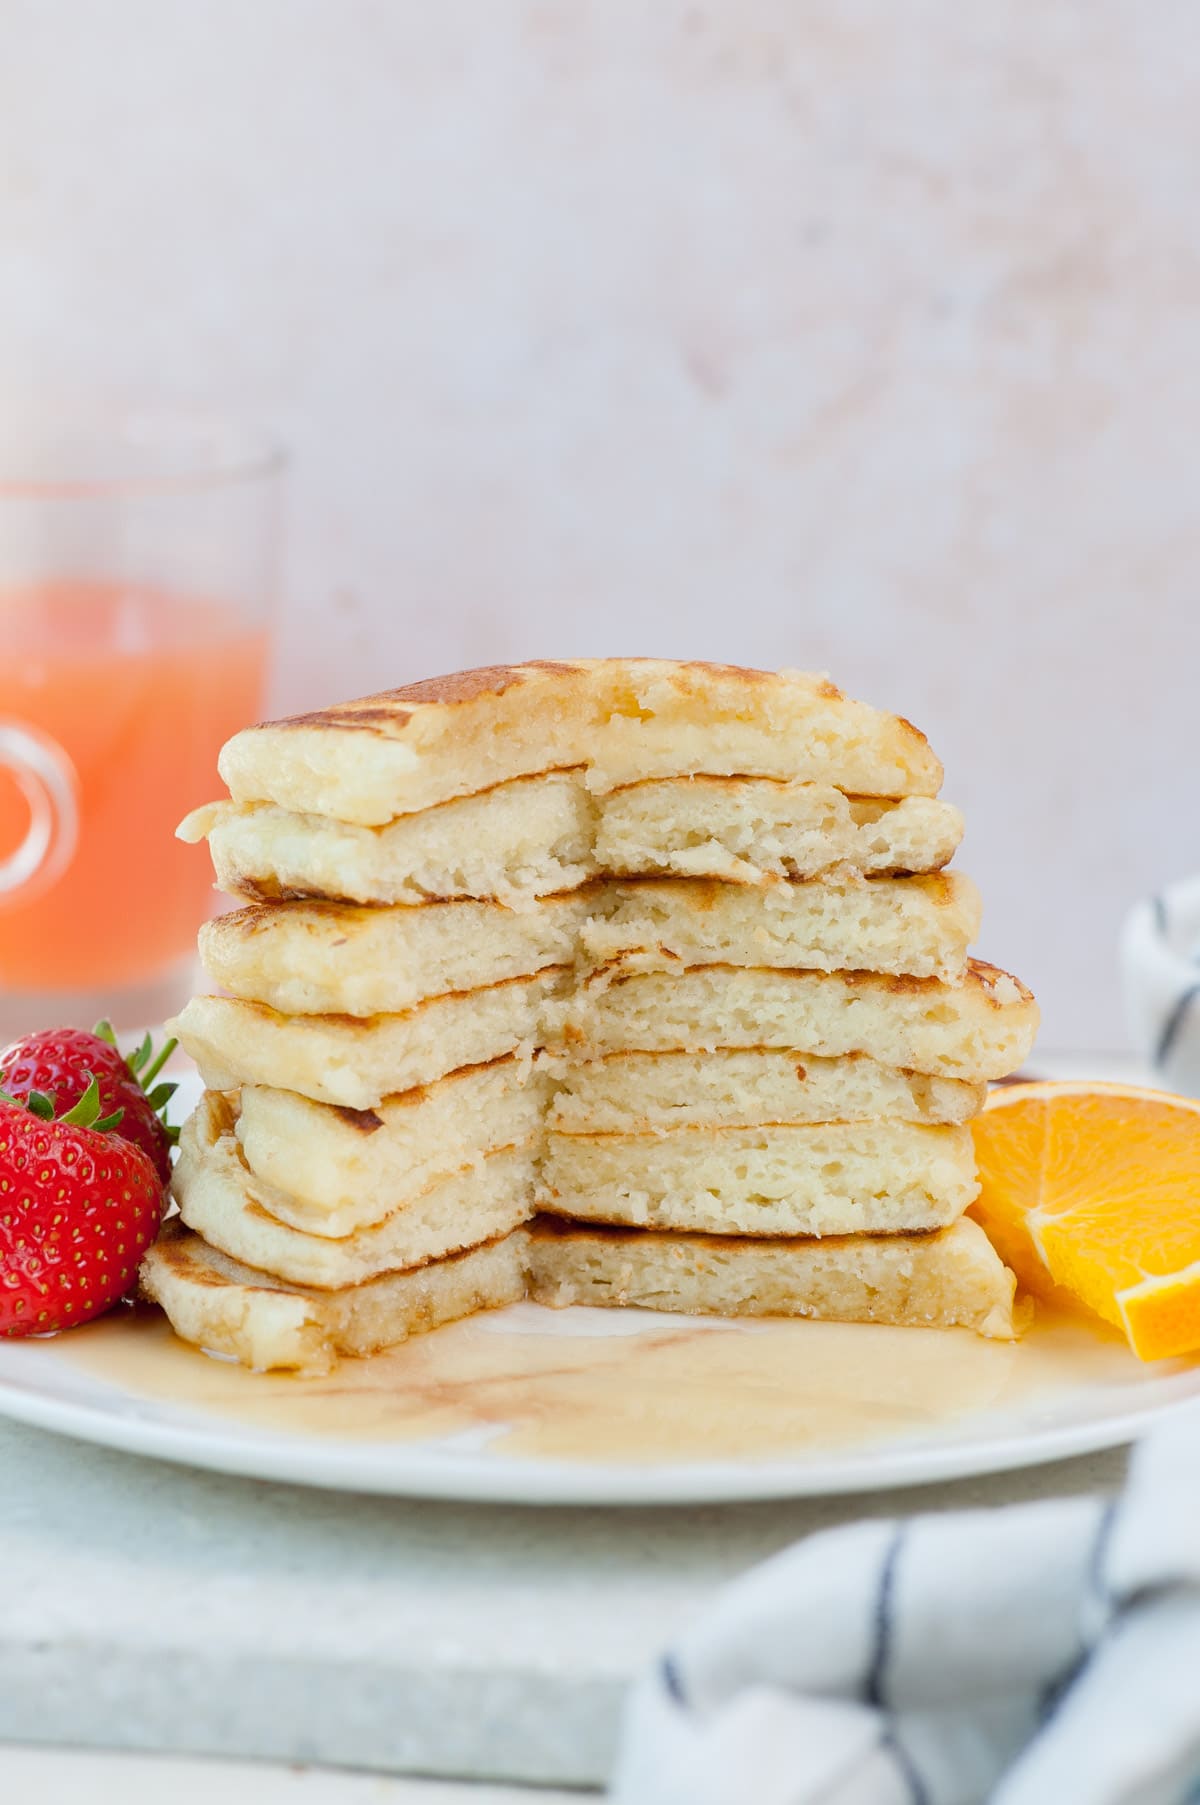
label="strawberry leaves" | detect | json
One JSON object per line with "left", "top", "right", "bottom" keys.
{"left": 0, "top": 1024, "right": 179, "bottom": 1184}
{"left": 94, "top": 1020, "right": 181, "bottom": 1147}
{"left": 0, "top": 1074, "right": 125, "bottom": 1134}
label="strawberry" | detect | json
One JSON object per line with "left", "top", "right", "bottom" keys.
{"left": 0, "top": 1021, "right": 178, "bottom": 1185}
{"left": 0, "top": 1078, "right": 165, "bottom": 1337}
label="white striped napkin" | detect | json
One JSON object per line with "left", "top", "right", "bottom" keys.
{"left": 1122, "top": 874, "right": 1200, "bottom": 1096}
{"left": 612, "top": 1405, "right": 1200, "bottom": 1805}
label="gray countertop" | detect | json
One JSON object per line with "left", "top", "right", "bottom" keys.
{"left": 0, "top": 1414, "right": 1126, "bottom": 1789}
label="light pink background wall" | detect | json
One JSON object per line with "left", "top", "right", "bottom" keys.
{"left": 3, "top": 1, "right": 1197, "bottom": 1050}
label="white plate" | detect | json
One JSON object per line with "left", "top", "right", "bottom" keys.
{"left": 0, "top": 1308, "right": 1195, "bottom": 1504}
{"left": 0, "top": 1076, "right": 1197, "bottom": 1505}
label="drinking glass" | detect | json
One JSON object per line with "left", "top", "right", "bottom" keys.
{"left": 0, "top": 417, "right": 281, "bottom": 1039}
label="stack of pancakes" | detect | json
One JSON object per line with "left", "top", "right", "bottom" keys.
{"left": 141, "top": 661, "right": 1040, "bottom": 1373}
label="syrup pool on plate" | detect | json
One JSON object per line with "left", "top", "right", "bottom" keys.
{"left": 47, "top": 1300, "right": 1158, "bottom": 1467}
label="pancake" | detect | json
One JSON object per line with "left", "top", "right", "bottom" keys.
{"left": 172, "top": 958, "right": 1033, "bottom": 1110}
{"left": 525, "top": 1216, "right": 1019, "bottom": 1340}
{"left": 216, "top": 660, "right": 944, "bottom": 826}
{"left": 198, "top": 872, "right": 979, "bottom": 1017}
{"left": 539, "top": 1122, "right": 977, "bottom": 1237}
{"left": 180, "top": 774, "right": 963, "bottom": 907}
{"left": 235, "top": 1059, "right": 550, "bottom": 1233}
{"left": 151, "top": 656, "right": 1032, "bottom": 1376}
{"left": 140, "top": 1218, "right": 529, "bottom": 1375}
{"left": 230, "top": 1065, "right": 978, "bottom": 1242}
{"left": 594, "top": 779, "right": 962, "bottom": 884}
{"left": 140, "top": 1214, "right": 1019, "bottom": 1374}
{"left": 173, "top": 1095, "right": 535, "bottom": 1287}
{"left": 169, "top": 969, "right": 568, "bottom": 1107}
{"left": 544, "top": 1050, "right": 985, "bottom": 1132}
{"left": 580, "top": 872, "right": 979, "bottom": 986}
{"left": 179, "top": 770, "right": 597, "bottom": 906}
{"left": 557, "top": 959, "right": 1039, "bottom": 1082}
{"left": 198, "top": 890, "right": 593, "bottom": 1017}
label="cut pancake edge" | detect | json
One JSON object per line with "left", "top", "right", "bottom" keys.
{"left": 173, "top": 1128, "right": 537, "bottom": 1289}
{"left": 181, "top": 766, "right": 951, "bottom": 837}
{"left": 139, "top": 1218, "right": 530, "bottom": 1378}
{"left": 139, "top": 1211, "right": 1021, "bottom": 1376}
{"left": 179, "top": 772, "right": 964, "bottom": 909}
{"left": 536, "top": 1116, "right": 979, "bottom": 1238}
{"left": 177, "top": 1087, "right": 538, "bottom": 1244}
{"left": 169, "top": 955, "right": 1036, "bottom": 1109}
{"left": 179, "top": 1090, "right": 979, "bottom": 1254}
{"left": 173, "top": 962, "right": 572, "bottom": 1032}
{"left": 236, "top": 1044, "right": 985, "bottom": 1127}
{"left": 577, "top": 954, "right": 1034, "bottom": 1004}
{"left": 195, "top": 869, "right": 984, "bottom": 1018}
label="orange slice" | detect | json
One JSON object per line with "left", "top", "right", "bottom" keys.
{"left": 969, "top": 1081, "right": 1200, "bottom": 1362}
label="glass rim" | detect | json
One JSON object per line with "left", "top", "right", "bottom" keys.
{"left": 0, "top": 414, "right": 287, "bottom": 500}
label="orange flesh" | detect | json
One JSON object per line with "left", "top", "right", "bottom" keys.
{"left": 970, "top": 1084, "right": 1200, "bottom": 1361}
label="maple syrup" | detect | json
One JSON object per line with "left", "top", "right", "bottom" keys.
{"left": 47, "top": 1300, "right": 1155, "bottom": 1467}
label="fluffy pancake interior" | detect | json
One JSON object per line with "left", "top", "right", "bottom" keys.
{"left": 140, "top": 1219, "right": 530, "bottom": 1374}
{"left": 141, "top": 1214, "right": 1019, "bottom": 1373}
{"left": 235, "top": 1057, "right": 550, "bottom": 1232}
{"left": 556, "top": 961, "right": 1038, "bottom": 1083}
{"left": 596, "top": 779, "right": 962, "bottom": 885}
{"left": 197, "top": 890, "right": 594, "bottom": 1017}
{"left": 194, "top": 1048, "right": 983, "bottom": 1248}
{"left": 580, "top": 872, "right": 980, "bottom": 985}
{"left": 182, "top": 773, "right": 964, "bottom": 907}
{"left": 182, "top": 770, "right": 598, "bottom": 906}
{"left": 196, "top": 871, "right": 980, "bottom": 1020}
{"left": 173, "top": 1095, "right": 537, "bottom": 1289}
{"left": 170, "top": 969, "right": 569, "bottom": 1106}
{"left": 538, "top": 1121, "right": 978, "bottom": 1237}
{"left": 544, "top": 1049, "right": 986, "bottom": 1131}
{"left": 171, "top": 958, "right": 1035, "bottom": 1111}
{"left": 524, "top": 1216, "right": 1019, "bottom": 1340}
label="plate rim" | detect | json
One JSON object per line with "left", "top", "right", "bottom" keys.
{"left": 0, "top": 1343, "right": 1192, "bottom": 1504}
